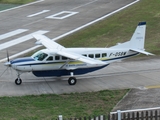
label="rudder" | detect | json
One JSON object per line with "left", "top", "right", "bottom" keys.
{"left": 130, "top": 21, "right": 146, "bottom": 50}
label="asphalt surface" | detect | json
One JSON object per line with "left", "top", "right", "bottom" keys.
{"left": 0, "top": 57, "right": 160, "bottom": 96}
{"left": 0, "top": 0, "right": 136, "bottom": 60}
{"left": 0, "top": 0, "right": 142, "bottom": 96}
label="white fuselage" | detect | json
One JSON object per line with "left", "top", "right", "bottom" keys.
{"left": 10, "top": 48, "right": 138, "bottom": 75}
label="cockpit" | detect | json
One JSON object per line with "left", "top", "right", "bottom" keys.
{"left": 32, "top": 51, "right": 48, "bottom": 61}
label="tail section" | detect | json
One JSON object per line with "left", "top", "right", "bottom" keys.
{"left": 110, "top": 22, "right": 153, "bottom": 55}
{"left": 130, "top": 21, "right": 146, "bottom": 50}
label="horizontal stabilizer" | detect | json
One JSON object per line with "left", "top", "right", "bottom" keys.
{"left": 130, "top": 49, "right": 154, "bottom": 55}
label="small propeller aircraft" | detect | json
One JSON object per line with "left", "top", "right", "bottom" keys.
{"left": 5, "top": 22, "right": 153, "bottom": 85}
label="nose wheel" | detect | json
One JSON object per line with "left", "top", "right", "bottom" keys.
{"left": 15, "top": 73, "right": 22, "bottom": 85}
{"left": 15, "top": 78, "right": 22, "bottom": 85}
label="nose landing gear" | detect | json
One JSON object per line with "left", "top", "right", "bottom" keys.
{"left": 15, "top": 78, "right": 22, "bottom": 85}
{"left": 15, "top": 73, "right": 22, "bottom": 85}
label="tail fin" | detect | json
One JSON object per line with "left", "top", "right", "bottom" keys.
{"left": 110, "top": 22, "right": 153, "bottom": 55}
{"left": 130, "top": 21, "right": 146, "bottom": 50}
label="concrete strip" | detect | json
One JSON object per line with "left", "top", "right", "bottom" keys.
{"left": 71, "top": 0, "right": 98, "bottom": 10}
{"left": 0, "top": 30, "right": 49, "bottom": 51}
{"left": 0, "top": 0, "right": 140, "bottom": 62}
{"left": 0, "top": 29, "right": 28, "bottom": 41}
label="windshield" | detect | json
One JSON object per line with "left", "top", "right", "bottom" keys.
{"left": 32, "top": 51, "right": 48, "bottom": 61}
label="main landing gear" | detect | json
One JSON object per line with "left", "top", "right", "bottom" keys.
{"left": 68, "top": 71, "right": 77, "bottom": 85}
{"left": 14, "top": 71, "right": 77, "bottom": 85}
{"left": 68, "top": 77, "right": 77, "bottom": 85}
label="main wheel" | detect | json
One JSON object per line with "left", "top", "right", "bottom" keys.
{"left": 68, "top": 77, "right": 77, "bottom": 85}
{"left": 15, "top": 78, "right": 22, "bottom": 85}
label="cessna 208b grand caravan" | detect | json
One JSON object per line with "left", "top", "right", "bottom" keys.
{"left": 5, "top": 22, "right": 153, "bottom": 85}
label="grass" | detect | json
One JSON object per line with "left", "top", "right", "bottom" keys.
{"left": 0, "top": 0, "right": 35, "bottom": 11}
{"left": 0, "top": 0, "right": 35, "bottom": 4}
{"left": 0, "top": 89, "right": 128, "bottom": 120}
{"left": 58, "top": 0, "right": 160, "bottom": 55}
{"left": 0, "top": 4, "right": 19, "bottom": 11}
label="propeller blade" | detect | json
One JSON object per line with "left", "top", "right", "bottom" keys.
{"left": 7, "top": 50, "right": 10, "bottom": 62}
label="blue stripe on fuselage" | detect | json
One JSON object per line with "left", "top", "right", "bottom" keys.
{"left": 11, "top": 57, "right": 34, "bottom": 64}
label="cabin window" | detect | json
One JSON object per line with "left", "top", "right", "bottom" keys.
{"left": 55, "top": 56, "right": 60, "bottom": 60}
{"left": 95, "top": 54, "right": 100, "bottom": 58}
{"left": 89, "top": 54, "right": 94, "bottom": 58}
{"left": 62, "top": 56, "right": 68, "bottom": 60}
{"left": 46, "top": 56, "right": 53, "bottom": 61}
{"left": 82, "top": 54, "right": 87, "bottom": 57}
{"left": 102, "top": 53, "right": 107, "bottom": 57}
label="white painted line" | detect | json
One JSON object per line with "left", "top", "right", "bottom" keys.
{"left": 46, "top": 11, "right": 78, "bottom": 19}
{"left": 0, "top": 30, "right": 49, "bottom": 51}
{"left": 0, "top": 29, "right": 28, "bottom": 41}
{"left": 71, "top": 0, "right": 98, "bottom": 10}
{"left": 0, "top": 0, "right": 44, "bottom": 13}
{"left": 0, "top": 0, "right": 139, "bottom": 62}
{"left": 27, "top": 10, "right": 50, "bottom": 17}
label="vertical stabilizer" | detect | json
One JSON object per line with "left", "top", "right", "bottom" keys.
{"left": 130, "top": 22, "right": 146, "bottom": 50}
{"left": 110, "top": 22, "right": 153, "bottom": 55}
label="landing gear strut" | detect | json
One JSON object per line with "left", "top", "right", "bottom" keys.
{"left": 68, "top": 71, "right": 77, "bottom": 85}
{"left": 15, "top": 73, "right": 22, "bottom": 85}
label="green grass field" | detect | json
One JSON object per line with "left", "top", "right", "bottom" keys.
{"left": 0, "top": 0, "right": 35, "bottom": 11}
{"left": 0, "top": 4, "right": 19, "bottom": 11}
{"left": 0, "top": 90, "right": 129, "bottom": 120}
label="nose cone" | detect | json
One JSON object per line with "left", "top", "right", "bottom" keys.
{"left": 5, "top": 61, "right": 11, "bottom": 67}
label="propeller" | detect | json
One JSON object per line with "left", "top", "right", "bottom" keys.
{"left": 5, "top": 50, "right": 11, "bottom": 67}
{"left": 1, "top": 50, "right": 14, "bottom": 82}
{"left": 0, "top": 50, "right": 10, "bottom": 78}
{"left": 7, "top": 50, "right": 10, "bottom": 62}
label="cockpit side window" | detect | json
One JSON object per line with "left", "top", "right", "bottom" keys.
{"left": 32, "top": 51, "right": 48, "bottom": 61}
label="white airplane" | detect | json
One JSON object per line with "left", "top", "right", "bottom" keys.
{"left": 5, "top": 22, "right": 153, "bottom": 85}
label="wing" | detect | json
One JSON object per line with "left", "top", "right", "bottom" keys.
{"left": 57, "top": 50, "right": 107, "bottom": 65}
{"left": 33, "top": 34, "right": 65, "bottom": 50}
{"left": 33, "top": 34, "right": 107, "bottom": 65}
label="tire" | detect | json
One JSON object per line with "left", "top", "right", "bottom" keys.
{"left": 68, "top": 77, "right": 77, "bottom": 85}
{"left": 15, "top": 78, "right": 22, "bottom": 85}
